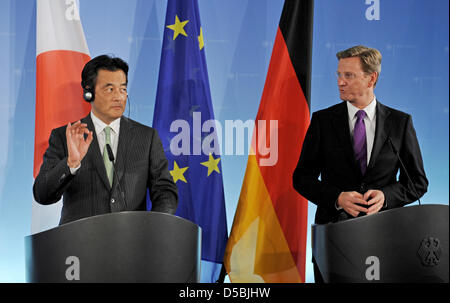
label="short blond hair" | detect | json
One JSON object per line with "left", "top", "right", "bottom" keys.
{"left": 336, "top": 45, "right": 382, "bottom": 87}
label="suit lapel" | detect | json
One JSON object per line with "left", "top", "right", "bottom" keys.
{"left": 331, "top": 102, "right": 362, "bottom": 177}
{"left": 113, "top": 116, "right": 134, "bottom": 188}
{"left": 367, "top": 101, "right": 392, "bottom": 171}
{"left": 82, "top": 114, "right": 111, "bottom": 190}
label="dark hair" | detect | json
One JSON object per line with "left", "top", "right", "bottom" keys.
{"left": 81, "top": 55, "right": 129, "bottom": 90}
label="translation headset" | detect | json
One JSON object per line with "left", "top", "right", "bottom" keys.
{"left": 82, "top": 84, "right": 131, "bottom": 117}
{"left": 82, "top": 74, "right": 95, "bottom": 102}
{"left": 83, "top": 87, "right": 95, "bottom": 102}
{"left": 81, "top": 58, "right": 131, "bottom": 117}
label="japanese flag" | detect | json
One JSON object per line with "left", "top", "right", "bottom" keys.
{"left": 32, "top": 0, "right": 90, "bottom": 233}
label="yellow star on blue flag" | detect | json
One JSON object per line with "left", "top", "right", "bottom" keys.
{"left": 152, "top": 0, "right": 228, "bottom": 283}
{"left": 201, "top": 153, "right": 221, "bottom": 176}
{"left": 169, "top": 161, "right": 188, "bottom": 183}
{"left": 198, "top": 27, "right": 204, "bottom": 50}
{"left": 166, "top": 15, "right": 189, "bottom": 40}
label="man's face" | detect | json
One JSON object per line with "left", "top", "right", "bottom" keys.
{"left": 91, "top": 69, "right": 127, "bottom": 124}
{"left": 337, "top": 57, "right": 376, "bottom": 106}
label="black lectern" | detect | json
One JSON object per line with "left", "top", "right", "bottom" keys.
{"left": 312, "top": 204, "right": 448, "bottom": 283}
{"left": 25, "top": 212, "right": 202, "bottom": 282}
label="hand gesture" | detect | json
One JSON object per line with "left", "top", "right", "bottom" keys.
{"left": 364, "top": 189, "right": 385, "bottom": 215}
{"left": 337, "top": 191, "right": 369, "bottom": 217}
{"left": 66, "top": 120, "right": 93, "bottom": 168}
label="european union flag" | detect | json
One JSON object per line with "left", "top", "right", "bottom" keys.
{"left": 152, "top": 0, "right": 228, "bottom": 283}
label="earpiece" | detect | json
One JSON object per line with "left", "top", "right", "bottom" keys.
{"left": 83, "top": 88, "right": 94, "bottom": 102}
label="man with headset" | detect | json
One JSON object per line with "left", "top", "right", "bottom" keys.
{"left": 33, "top": 55, "right": 178, "bottom": 225}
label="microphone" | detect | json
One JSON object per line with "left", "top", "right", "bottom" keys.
{"left": 106, "top": 144, "right": 129, "bottom": 211}
{"left": 387, "top": 137, "right": 421, "bottom": 205}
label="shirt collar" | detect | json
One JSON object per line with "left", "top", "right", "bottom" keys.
{"left": 346, "top": 96, "right": 377, "bottom": 121}
{"left": 90, "top": 111, "right": 121, "bottom": 135}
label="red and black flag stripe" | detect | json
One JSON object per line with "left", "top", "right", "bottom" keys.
{"left": 224, "top": 0, "right": 314, "bottom": 282}
{"left": 279, "top": 0, "right": 314, "bottom": 108}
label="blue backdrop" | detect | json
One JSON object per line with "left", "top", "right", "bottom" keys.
{"left": 0, "top": 0, "right": 448, "bottom": 282}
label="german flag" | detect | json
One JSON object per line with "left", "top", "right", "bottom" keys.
{"left": 224, "top": 0, "right": 313, "bottom": 282}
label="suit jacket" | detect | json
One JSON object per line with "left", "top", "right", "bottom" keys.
{"left": 293, "top": 101, "right": 428, "bottom": 224}
{"left": 33, "top": 114, "right": 178, "bottom": 225}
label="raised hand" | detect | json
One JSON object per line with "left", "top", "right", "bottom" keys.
{"left": 66, "top": 120, "right": 93, "bottom": 168}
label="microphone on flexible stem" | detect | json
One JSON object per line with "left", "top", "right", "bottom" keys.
{"left": 387, "top": 137, "right": 421, "bottom": 205}
{"left": 106, "top": 144, "right": 129, "bottom": 211}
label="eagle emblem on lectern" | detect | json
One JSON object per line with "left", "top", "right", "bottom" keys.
{"left": 417, "top": 237, "right": 442, "bottom": 267}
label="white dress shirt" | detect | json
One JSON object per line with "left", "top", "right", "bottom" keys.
{"left": 69, "top": 112, "right": 121, "bottom": 174}
{"left": 336, "top": 97, "right": 377, "bottom": 210}
{"left": 90, "top": 111, "right": 121, "bottom": 161}
{"left": 347, "top": 96, "right": 377, "bottom": 165}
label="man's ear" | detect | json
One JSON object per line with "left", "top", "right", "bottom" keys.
{"left": 368, "top": 72, "right": 378, "bottom": 88}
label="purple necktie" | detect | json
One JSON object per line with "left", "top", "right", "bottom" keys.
{"left": 353, "top": 110, "right": 367, "bottom": 175}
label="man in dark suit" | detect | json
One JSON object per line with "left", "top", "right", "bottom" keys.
{"left": 292, "top": 45, "right": 428, "bottom": 282}
{"left": 33, "top": 55, "right": 178, "bottom": 225}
